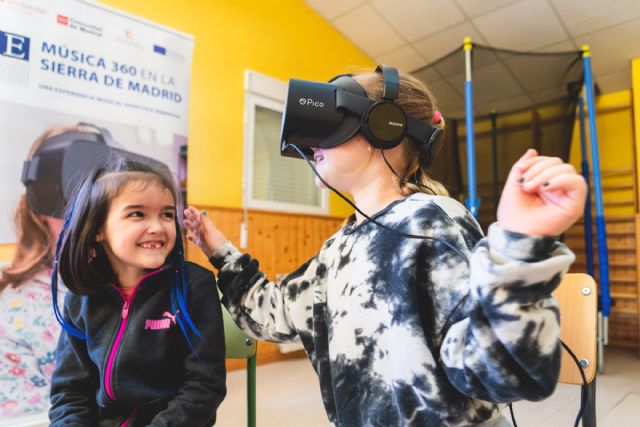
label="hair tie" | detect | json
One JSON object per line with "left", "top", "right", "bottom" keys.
{"left": 433, "top": 111, "right": 443, "bottom": 125}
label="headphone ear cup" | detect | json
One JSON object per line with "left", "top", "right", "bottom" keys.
{"left": 361, "top": 101, "right": 407, "bottom": 149}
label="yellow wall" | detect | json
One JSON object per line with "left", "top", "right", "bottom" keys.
{"left": 100, "top": 0, "right": 373, "bottom": 218}
{"left": 567, "top": 90, "right": 635, "bottom": 217}
{"left": 0, "top": 0, "right": 373, "bottom": 262}
{"left": 634, "top": 59, "right": 640, "bottom": 205}
{"left": 0, "top": 246, "right": 14, "bottom": 261}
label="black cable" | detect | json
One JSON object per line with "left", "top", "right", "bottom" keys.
{"left": 285, "top": 143, "right": 469, "bottom": 263}
{"left": 508, "top": 403, "right": 518, "bottom": 427}
{"left": 509, "top": 340, "right": 588, "bottom": 427}
{"left": 561, "top": 339, "right": 588, "bottom": 427}
{"left": 380, "top": 148, "right": 437, "bottom": 194}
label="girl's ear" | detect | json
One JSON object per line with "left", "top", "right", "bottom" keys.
{"left": 96, "top": 231, "right": 104, "bottom": 242}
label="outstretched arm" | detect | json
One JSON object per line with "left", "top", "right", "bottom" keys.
{"left": 440, "top": 150, "right": 586, "bottom": 402}
{"left": 183, "top": 207, "right": 318, "bottom": 343}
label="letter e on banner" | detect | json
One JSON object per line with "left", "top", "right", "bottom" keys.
{"left": 0, "top": 30, "right": 30, "bottom": 61}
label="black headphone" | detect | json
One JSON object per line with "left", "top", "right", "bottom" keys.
{"left": 360, "top": 65, "right": 409, "bottom": 149}
{"left": 334, "top": 65, "right": 443, "bottom": 167}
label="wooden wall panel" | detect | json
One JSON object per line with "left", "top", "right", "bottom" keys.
{"left": 183, "top": 205, "right": 344, "bottom": 370}
{"left": 565, "top": 166, "right": 639, "bottom": 351}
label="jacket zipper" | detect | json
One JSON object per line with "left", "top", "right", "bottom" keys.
{"left": 121, "top": 407, "right": 137, "bottom": 427}
{"left": 105, "top": 268, "right": 165, "bottom": 401}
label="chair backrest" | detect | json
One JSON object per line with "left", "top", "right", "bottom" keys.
{"left": 222, "top": 304, "right": 257, "bottom": 359}
{"left": 221, "top": 301, "right": 257, "bottom": 427}
{"left": 553, "top": 273, "right": 597, "bottom": 385}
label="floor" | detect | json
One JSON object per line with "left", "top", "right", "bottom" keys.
{"left": 217, "top": 347, "right": 640, "bottom": 427}
{"left": 2, "top": 347, "right": 637, "bottom": 426}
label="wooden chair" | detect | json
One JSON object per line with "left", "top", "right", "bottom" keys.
{"left": 554, "top": 273, "right": 598, "bottom": 426}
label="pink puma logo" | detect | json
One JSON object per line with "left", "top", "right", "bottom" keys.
{"left": 162, "top": 311, "right": 177, "bottom": 324}
{"left": 145, "top": 310, "right": 179, "bottom": 330}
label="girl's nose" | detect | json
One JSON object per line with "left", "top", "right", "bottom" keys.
{"left": 147, "top": 218, "right": 165, "bottom": 234}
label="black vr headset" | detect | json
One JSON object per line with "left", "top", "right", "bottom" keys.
{"left": 280, "top": 65, "right": 443, "bottom": 167}
{"left": 21, "top": 124, "right": 168, "bottom": 218}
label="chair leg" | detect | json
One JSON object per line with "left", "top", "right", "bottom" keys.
{"left": 247, "top": 354, "right": 257, "bottom": 427}
{"left": 581, "top": 378, "right": 597, "bottom": 427}
{"left": 597, "top": 312, "right": 604, "bottom": 373}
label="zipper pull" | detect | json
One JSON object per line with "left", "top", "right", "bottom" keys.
{"left": 122, "top": 301, "right": 129, "bottom": 320}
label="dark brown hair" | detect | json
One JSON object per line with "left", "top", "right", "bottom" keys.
{"left": 53, "top": 157, "right": 202, "bottom": 350}
{"left": 58, "top": 158, "right": 178, "bottom": 295}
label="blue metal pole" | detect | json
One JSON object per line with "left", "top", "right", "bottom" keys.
{"left": 578, "top": 97, "right": 595, "bottom": 277}
{"left": 582, "top": 45, "right": 611, "bottom": 317}
{"left": 464, "top": 37, "right": 479, "bottom": 218}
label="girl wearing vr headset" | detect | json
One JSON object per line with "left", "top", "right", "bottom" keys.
{"left": 48, "top": 158, "right": 226, "bottom": 426}
{"left": 0, "top": 125, "right": 93, "bottom": 419}
{"left": 184, "top": 67, "right": 586, "bottom": 427}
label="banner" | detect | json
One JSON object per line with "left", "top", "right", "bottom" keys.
{"left": 0, "top": 0, "right": 194, "bottom": 242}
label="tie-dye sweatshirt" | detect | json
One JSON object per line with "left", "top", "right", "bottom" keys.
{"left": 210, "top": 193, "right": 574, "bottom": 426}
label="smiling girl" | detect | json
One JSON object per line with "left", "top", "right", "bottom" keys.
{"left": 48, "top": 158, "right": 226, "bottom": 426}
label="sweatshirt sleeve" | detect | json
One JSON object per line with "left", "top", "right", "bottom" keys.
{"left": 209, "top": 242, "right": 320, "bottom": 343}
{"left": 48, "top": 296, "right": 99, "bottom": 426}
{"left": 149, "top": 270, "right": 227, "bottom": 427}
{"left": 439, "top": 223, "right": 574, "bottom": 403}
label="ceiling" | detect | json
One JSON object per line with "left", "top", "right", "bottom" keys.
{"left": 304, "top": 0, "right": 640, "bottom": 98}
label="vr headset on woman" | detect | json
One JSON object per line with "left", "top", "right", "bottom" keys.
{"left": 21, "top": 124, "right": 168, "bottom": 218}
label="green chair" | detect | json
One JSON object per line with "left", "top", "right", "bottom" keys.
{"left": 222, "top": 304, "right": 257, "bottom": 427}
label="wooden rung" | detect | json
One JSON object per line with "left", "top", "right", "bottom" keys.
{"left": 607, "top": 340, "right": 639, "bottom": 349}
{"left": 599, "top": 200, "right": 635, "bottom": 207}
{"left": 572, "top": 261, "right": 636, "bottom": 268}
{"left": 567, "top": 233, "right": 636, "bottom": 238}
{"left": 610, "top": 292, "right": 638, "bottom": 299}
{"left": 602, "top": 184, "right": 634, "bottom": 191}
{"left": 568, "top": 245, "right": 635, "bottom": 251}
{"left": 574, "top": 216, "right": 635, "bottom": 224}
{"left": 612, "top": 309, "right": 638, "bottom": 316}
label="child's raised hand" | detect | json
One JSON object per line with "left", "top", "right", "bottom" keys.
{"left": 183, "top": 206, "right": 228, "bottom": 258}
{"left": 497, "top": 149, "right": 587, "bottom": 237}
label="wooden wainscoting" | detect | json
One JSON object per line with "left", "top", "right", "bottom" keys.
{"left": 184, "top": 205, "right": 345, "bottom": 371}
{"left": 565, "top": 215, "right": 639, "bottom": 352}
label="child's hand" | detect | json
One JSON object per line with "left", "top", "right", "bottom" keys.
{"left": 497, "top": 149, "right": 587, "bottom": 236}
{"left": 183, "top": 206, "right": 228, "bottom": 258}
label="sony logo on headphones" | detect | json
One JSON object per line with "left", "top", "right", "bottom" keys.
{"left": 299, "top": 98, "right": 324, "bottom": 108}
{"left": 388, "top": 121, "right": 404, "bottom": 127}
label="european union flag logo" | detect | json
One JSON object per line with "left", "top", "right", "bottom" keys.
{"left": 153, "top": 45, "right": 166, "bottom": 55}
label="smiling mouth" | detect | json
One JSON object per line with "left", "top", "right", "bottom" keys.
{"left": 138, "top": 241, "right": 165, "bottom": 249}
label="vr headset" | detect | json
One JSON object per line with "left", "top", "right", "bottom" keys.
{"left": 280, "top": 65, "right": 443, "bottom": 166}
{"left": 21, "top": 124, "right": 168, "bottom": 218}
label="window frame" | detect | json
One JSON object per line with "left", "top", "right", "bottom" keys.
{"left": 243, "top": 70, "right": 328, "bottom": 215}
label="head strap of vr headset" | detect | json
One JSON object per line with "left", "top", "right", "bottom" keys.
{"left": 76, "top": 122, "right": 115, "bottom": 146}
{"left": 376, "top": 64, "right": 400, "bottom": 101}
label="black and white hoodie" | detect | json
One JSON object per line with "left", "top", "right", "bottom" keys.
{"left": 210, "top": 193, "right": 574, "bottom": 427}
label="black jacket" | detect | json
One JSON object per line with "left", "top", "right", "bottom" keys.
{"left": 49, "top": 262, "right": 226, "bottom": 426}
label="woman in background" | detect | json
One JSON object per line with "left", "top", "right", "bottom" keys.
{"left": 0, "top": 124, "right": 95, "bottom": 418}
